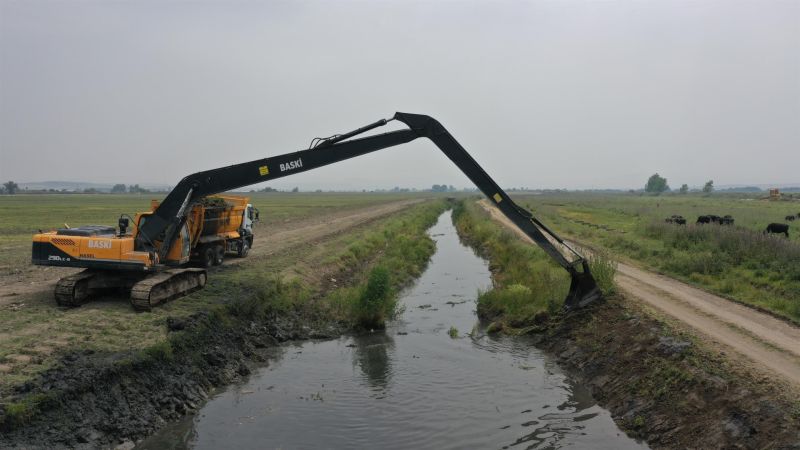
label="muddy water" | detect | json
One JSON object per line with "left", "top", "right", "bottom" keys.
{"left": 140, "top": 211, "right": 646, "bottom": 449}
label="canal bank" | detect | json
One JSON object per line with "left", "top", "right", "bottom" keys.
{"left": 140, "top": 210, "right": 644, "bottom": 449}
{"left": 454, "top": 199, "right": 800, "bottom": 449}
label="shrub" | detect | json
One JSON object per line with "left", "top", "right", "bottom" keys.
{"left": 588, "top": 250, "right": 618, "bottom": 296}
{"left": 356, "top": 266, "right": 394, "bottom": 329}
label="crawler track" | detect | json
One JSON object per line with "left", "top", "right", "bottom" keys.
{"left": 130, "top": 268, "right": 207, "bottom": 311}
{"left": 54, "top": 270, "right": 97, "bottom": 307}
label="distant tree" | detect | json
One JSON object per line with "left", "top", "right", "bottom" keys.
{"left": 83, "top": 188, "right": 98, "bottom": 193}
{"left": 260, "top": 186, "right": 278, "bottom": 192}
{"left": 111, "top": 183, "right": 127, "bottom": 193}
{"left": 128, "top": 184, "right": 150, "bottom": 194}
{"left": 679, "top": 184, "right": 689, "bottom": 194}
{"left": 703, "top": 180, "right": 714, "bottom": 193}
{"left": 3, "top": 181, "right": 19, "bottom": 195}
{"left": 644, "top": 174, "right": 669, "bottom": 194}
{"left": 431, "top": 184, "right": 449, "bottom": 192}
{"left": 291, "top": 187, "right": 299, "bottom": 193}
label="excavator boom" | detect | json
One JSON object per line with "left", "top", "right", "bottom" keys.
{"left": 138, "top": 113, "right": 601, "bottom": 310}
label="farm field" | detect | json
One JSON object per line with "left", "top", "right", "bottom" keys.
{"left": 0, "top": 192, "right": 433, "bottom": 279}
{"left": 511, "top": 192, "right": 800, "bottom": 322}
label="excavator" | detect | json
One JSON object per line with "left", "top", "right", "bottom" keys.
{"left": 32, "top": 113, "right": 601, "bottom": 311}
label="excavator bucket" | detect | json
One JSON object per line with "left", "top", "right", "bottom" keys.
{"left": 563, "top": 261, "right": 603, "bottom": 311}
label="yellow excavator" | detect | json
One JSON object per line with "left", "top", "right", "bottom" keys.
{"left": 32, "top": 113, "right": 601, "bottom": 311}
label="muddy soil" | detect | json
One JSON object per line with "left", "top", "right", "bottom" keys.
{"left": 0, "top": 307, "right": 339, "bottom": 449}
{"left": 536, "top": 297, "right": 800, "bottom": 449}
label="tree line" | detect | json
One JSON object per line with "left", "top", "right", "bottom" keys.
{"left": 644, "top": 174, "right": 714, "bottom": 195}
{"left": 0, "top": 181, "right": 167, "bottom": 195}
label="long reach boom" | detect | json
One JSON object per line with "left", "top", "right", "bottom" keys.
{"left": 138, "top": 113, "right": 601, "bottom": 310}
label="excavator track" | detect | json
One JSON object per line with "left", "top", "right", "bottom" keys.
{"left": 130, "top": 268, "right": 207, "bottom": 311}
{"left": 54, "top": 269, "right": 97, "bottom": 307}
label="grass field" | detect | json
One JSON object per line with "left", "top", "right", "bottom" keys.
{"left": 510, "top": 192, "right": 800, "bottom": 322}
{"left": 0, "top": 192, "right": 430, "bottom": 274}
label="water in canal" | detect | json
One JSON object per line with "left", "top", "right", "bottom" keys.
{"left": 141, "top": 210, "right": 646, "bottom": 449}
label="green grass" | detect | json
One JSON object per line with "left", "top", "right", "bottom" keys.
{"left": 453, "top": 200, "right": 573, "bottom": 329}
{"left": 511, "top": 192, "right": 800, "bottom": 322}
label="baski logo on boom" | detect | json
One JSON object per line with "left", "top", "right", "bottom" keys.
{"left": 280, "top": 158, "right": 303, "bottom": 172}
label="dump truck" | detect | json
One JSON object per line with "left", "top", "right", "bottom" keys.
{"left": 32, "top": 112, "right": 601, "bottom": 312}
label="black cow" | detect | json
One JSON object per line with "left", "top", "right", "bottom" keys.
{"left": 696, "top": 215, "right": 712, "bottom": 224}
{"left": 666, "top": 215, "right": 686, "bottom": 225}
{"left": 786, "top": 215, "right": 796, "bottom": 221}
{"left": 765, "top": 223, "right": 789, "bottom": 237}
{"left": 721, "top": 215, "right": 734, "bottom": 226}
{"left": 708, "top": 215, "right": 722, "bottom": 224}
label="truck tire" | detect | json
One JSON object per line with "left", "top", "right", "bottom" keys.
{"left": 201, "top": 247, "right": 216, "bottom": 268}
{"left": 237, "top": 239, "right": 250, "bottom": 258}
{"left": 214, "top": 245, "right": 225, "bottom": 266}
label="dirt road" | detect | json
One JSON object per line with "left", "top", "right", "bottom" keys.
{"left": 478, "top": 200, "right": 800, "bottom": 388}
{"left": 0, "top": 198, "right": 424, "bottom": 306}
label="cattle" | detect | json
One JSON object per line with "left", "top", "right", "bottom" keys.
{"left": 786, "top": 215, "right": 797, "bottom": 221}
{"left": 765, "top": 223, "right": 789, "bottom": 238}
{"left": 721, "top": 215, "right": 734, "bottom": 226}
{"left": 665, "top": 215, "right": 686, "bottom": 225}
{"left": 696, "top": 215, "right": 712, "bottom": 224}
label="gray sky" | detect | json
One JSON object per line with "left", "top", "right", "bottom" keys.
{"left": 1, "top": 0, "right": 798, "bottom": 191}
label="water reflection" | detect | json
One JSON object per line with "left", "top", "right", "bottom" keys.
{"left": 509, "top": 377, "right": 600, "bottom": 449}
{"left": 139, "top": 211, "right": 646, "bottom": 450}
{"left": 351, "top": 331, "right": 394, "bottom": 392}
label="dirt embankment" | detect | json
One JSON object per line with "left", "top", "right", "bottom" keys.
{"left": 478, "top": 199, "right": 800, "bottom": 390}
{"left": 0, "top": 199, "right": 426, "bottom": 449}
{"left": 537, "top": 297, "right": 799, "bottom": 449}
{"left": 476, "top": 199, "right": 800, "bottom": 448}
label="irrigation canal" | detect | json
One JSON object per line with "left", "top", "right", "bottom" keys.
{"left": 139, "top": 210, "right": 646, "bottom": 449}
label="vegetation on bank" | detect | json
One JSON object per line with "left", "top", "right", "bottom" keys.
{"left": 0, "top": 199, "right": 446, "bottom": 427}
{"left": 452, "top": 200, "right": 616, "bottom": 330}
{"left": 513, "top": 193, "right": 800, "bottom": 322}
{"left": 452, "top": 197, "right": 800, "bottom": 447}
{"left": 223, "top": 199, "right": 445, "bottom": 330}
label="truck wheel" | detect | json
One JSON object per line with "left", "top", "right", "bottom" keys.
{"left": 237, "top": 240, "right": 250, "bottom": 258}
{"left": 214, "top": 245, "right": 225, "bottom": 266}
{"left": 201, "top": 247, "right": 215, "bottom": 268}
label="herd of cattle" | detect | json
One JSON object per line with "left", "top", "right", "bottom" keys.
{"left": 664, "top": 213, "right": 797, "bottom": 237}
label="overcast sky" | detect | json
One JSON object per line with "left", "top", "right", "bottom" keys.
{"left": 1, "top": 0, "right": 798, "bottom": 191}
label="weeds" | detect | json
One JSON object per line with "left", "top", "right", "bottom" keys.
{"left": 587, "top": 250, "right": 618, "bottom": 296}
{"left": 514, "top": 192, "right": 800, "bottom": 322}
{"left": 356, "top": 267, "right": 394, "bottom": 329}
{"left": 453, "top": 200, "right": 571, "bottom": 329}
